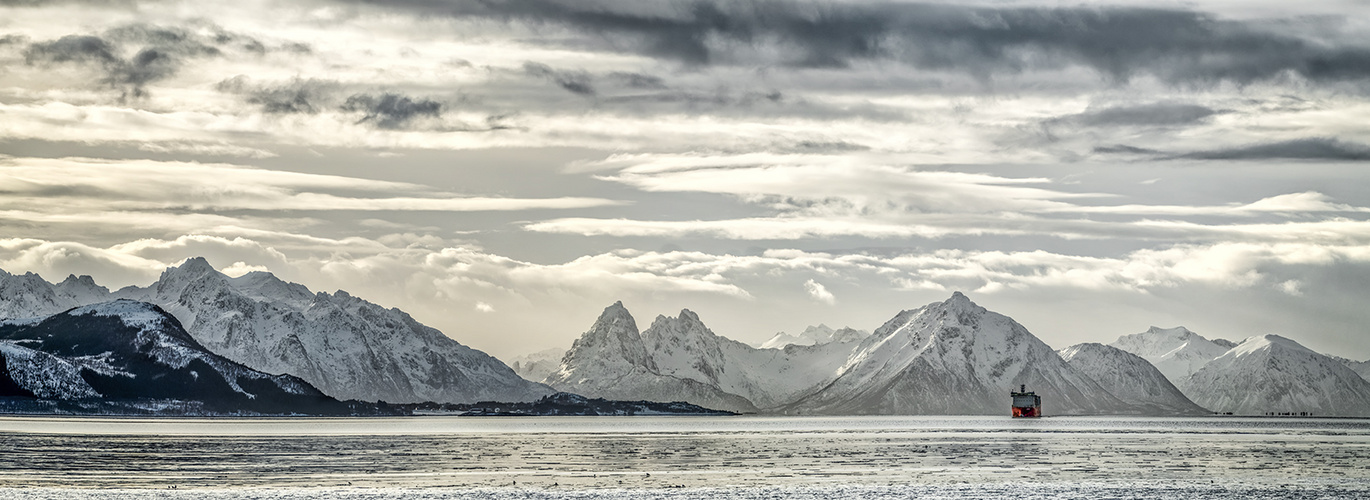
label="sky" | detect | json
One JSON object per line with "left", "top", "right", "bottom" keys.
{"left": 1, "top": 0, "right": 1369, "bottom": 361}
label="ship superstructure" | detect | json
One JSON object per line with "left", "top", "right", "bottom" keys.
{"left": 1011, "top": 384, "right": 1041, "bottom": 418}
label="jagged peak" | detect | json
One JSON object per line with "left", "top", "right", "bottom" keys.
{"left": 677, "top": 308, "right": 701, "bottom": 322}
{"left": 943, "top": 291, "right": 975, "bottom": 306}
{"left": 59, "top": 274, "right": 93, "bottom": 285}
{"left": 597, "top": 301, "right": 634, "bottom": 320}
{"left": 160, "top": 256, "right": 221, "bottom": 282}
{"left": 56, "top": 273, "right": 108, "bottom": 294}
{"left": 178, "top": 256, "right": 215, "bottom": 272}
{"left": 934, "top": 291, "right": 985, "bottom": 317}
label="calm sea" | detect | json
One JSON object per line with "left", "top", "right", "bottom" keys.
{"left": 1, "top": 415, "right": 1367, "bottom": 499}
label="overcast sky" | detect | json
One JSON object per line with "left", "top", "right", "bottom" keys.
{"left": 2, "top": 0, "right": 1369, "bottom": 361}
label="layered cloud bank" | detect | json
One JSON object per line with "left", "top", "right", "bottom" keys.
{"left": 1, "top": 0, "right": 1368, "bottom": 359}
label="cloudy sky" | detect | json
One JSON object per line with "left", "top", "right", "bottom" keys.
{"left": 2, "top": 0, "right": 1369, "bottom": 361}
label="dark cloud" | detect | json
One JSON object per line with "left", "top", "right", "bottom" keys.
{"left": 342, "top": 93, "right": 444, "bottom": 129}
{"left": 1054, "top": 103, "right": 1221, "bottom": 127}
{"left": 21, "top": 23, "right": 264, "bottom": 99}
{"left": 608, "top": 72, "right": 667, "bottom": 89}
{"left": 523, "top": 62, "right": 596, "bottom": 96}
{"left": 356, "top": 0, "right": 1370, "bottom": 85}
{"left": 0, "top": 34, "right": 31, "bottom": 45}
{"left": 218, "top": 76, "right": 340, "bottom": 114}
{"left": 0, "top": 0, "right": 135, "bottom": 5}
{"left": 792, "top": 140, "right": 869, "bottom": 152}
{"left": 1094, "top": 145, "right": 1161, "bottom": 155}
{"left": 23, "top": 35, "right": 120, "bottom": 65}
{"left": 1179, "top": 138, "right": 1370, "bottom": 161}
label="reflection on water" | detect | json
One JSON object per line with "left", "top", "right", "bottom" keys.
{"left": 1, "top": 415, "right": 1367, "bottom": 498}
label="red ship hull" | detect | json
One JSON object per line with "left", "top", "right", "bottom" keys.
{"left": 1011, "top": 385, "right": 1041, "bottom": 418}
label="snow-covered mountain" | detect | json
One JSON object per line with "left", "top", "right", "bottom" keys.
{"left": 0, "top": 300, "right": 355, "bottom": 415}
{"left": 1179, "top": 335, "right": 1370, "bottom": 417}
{"left": 509, "top": 348, "right": 566, "bottom": 383}
{"left": 544, "top": 303, "right": 866, "bottom": 412}
{"left": 758, "top": 324, "right": 869, "bottom": 349}
{"left": 1111, "top": 326, "right": 1234, "bottom": 385}
{"left": 0, "top": 259, "right": 553, "bottom": 404}
{"left": 762, "top": 324, "right": 869, "bottom": 349}
{"left": 0, "top": 270, "right": 105, "bottom": 320}
{"left": 784, "top": 292, "right": 1131, "bottom": 415}
{"left": 1331, "top": 356, "right": 1370, "bottom": 382}
{"left": 1058, "top": 343, "right": 1208, "bottom": 415}
{"left": 640, "top": 309, "right": 863, "bottom": 409}
{"left": 543, "top": 302, "right": 758, "bottom": 413}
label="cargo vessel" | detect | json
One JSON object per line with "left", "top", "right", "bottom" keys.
{"left": 1011, "top": 384, "right": 1041, "bottom": 418}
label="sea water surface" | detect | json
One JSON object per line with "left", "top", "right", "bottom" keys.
{"left": 1, "top": 415, "right": 1367, "bottom": 499}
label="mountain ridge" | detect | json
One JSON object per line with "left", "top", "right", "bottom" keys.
{"left": 0, "top": 258, "right": 552, "bottom": 405}
{"left": 0, "top": 299, "right": 369, "bottom": 415}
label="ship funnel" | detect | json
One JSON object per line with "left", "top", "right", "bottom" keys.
{"left": 1020, "top": 384, "right": 1025, "bottom": 393}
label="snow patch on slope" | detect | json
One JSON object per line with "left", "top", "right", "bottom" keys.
{"left": 0, "top": 341, "right": 101, "bottom": 399}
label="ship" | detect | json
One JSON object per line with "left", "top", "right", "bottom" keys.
{"left": 1011, "top": 384, "right": 1041, "bottom": 418}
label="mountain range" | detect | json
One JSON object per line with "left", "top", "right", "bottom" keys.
{"left": 757, "top": 324, "right": 869, "bottom": 349}
{"left": 1107, "top": 326, "right": 1370, "bottom": 417}
{"left": 544, "top": 293, "right": 1214, "bottom": 416}
{"left": 0, "top": 260, "right": 551, "bottom": 405}
{"left": 2, "top": 259, "right": 1367, "bottom": 417}
{"left": 0, "top": 300, "right": 375, "bottom": 415}
{"left": 1175, "top": 335, "right": 1370, "bottom": 417}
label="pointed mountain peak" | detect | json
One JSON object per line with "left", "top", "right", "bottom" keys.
{"left": 179, "top": 256, "right": 215, "bottom": 272}
{"left": 59, "top": 274, "right": 92, "bottom": 286}
{"left": 944, "top": 291, "right": 975, "bottom": 306}
{"left": 599, "top": 301, "right": 633, "bottom": 320}
{"left": 677, "top": 308, "right": 701, "bottom": 322}
{"left": 553, "top": 300, "right": 654, "bottom": 374}
{"left": 160, "top": 256, "right": 221, "bottom": 282}
{"left": 936, "top": 291, "right": 984, "bottom": 316}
